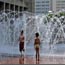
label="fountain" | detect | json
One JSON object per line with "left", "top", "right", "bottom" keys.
{"left": 0, "top": 10, "right": 65, "bottom": 56}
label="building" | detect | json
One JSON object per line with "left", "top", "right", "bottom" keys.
{"left": 24, "top": 0, "right": 35, "bottom": 13}
{"left": 0, "top": 0, "right": 28, "bottom": 12}
{"left": 51, "top": 0, "right": 65, "bottom": 12}
{"left": 34, "top": 0, "right": 65, "bottom": 15}
{"left": 0, "top": 0, "right": 65, "bottom": 14}
{"left": 35, "top": 0, "right": 50, "bottom": 15}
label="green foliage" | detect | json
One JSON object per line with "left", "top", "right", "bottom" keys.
{"left": 48, "top": 14, "right": 53, "bottom": 18}
{"left": 59, "top": 12, "right": 65, "bottom": 16}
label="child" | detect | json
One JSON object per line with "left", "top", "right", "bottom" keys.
{"left": 19, "top": 30, "right": 25, "bottom": 55}
{"left": 34, "top": 32, "right": 40, "bottom": 61}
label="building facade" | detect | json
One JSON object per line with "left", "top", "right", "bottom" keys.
{"left": 35, "top": 0, "right": 50, "bottom": 15}
{"left": 24, "top": 0, "right": 35, "bottom": 13}
{"left": 0, "top": 0, "right": 28, "bottom": 12}
{"left": 52, "top": 0, "right": 65, "bottom": 12}
{"left": 0, "top": 0, "right": 65, "bottom": 14}
{"left": 34, "top": 0, "right": 65, "bottom": 14}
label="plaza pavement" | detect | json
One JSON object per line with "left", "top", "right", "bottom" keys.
{"left": 0, "top": 55, "right": 65, "bottom": 64}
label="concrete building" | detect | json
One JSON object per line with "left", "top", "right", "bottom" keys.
{"left": 51, "top": 0, "right": 65, "bottom": 12}
{"left": 34, "top": 0, "right": 65, "bottom": 14}
{"left": 24, "top": 0, "right": 35, "bottom": 13}
{"left": 0, "top": 0, "right": 65, "bottom": 14}
{"left": 35, "top": 0, "right": 50, "bottom": 15}
{"left": 0, "top": 0, "right": 28, "bottom": 12}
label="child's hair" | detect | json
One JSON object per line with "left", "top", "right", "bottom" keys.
{"left": 21, "top": 30, "right": 24, "bottom": 34}
{"left": 35, "top": 32, "right": 39, "bottom": 37}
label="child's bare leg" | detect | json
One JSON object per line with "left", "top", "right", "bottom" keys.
{"left": 36, "top": 52, "right": 37, "bottom": 60}
{"left": 38, "top": 52, "right": 39, "bottom": 61}
{"left": 36, "top": 49, "right": 38, "bottom": 61}
{"left": 38, "top": 49, "right": 39, "bottom": 61}
{"left": 36, "top": 48, "right": 39, "bottom": 61}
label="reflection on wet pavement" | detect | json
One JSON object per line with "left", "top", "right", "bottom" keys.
{"left": 19, "top": 55, "right": 24, "bottom": 64}
{"left": 0, "top": 56, "right": 65, "bottom": 64}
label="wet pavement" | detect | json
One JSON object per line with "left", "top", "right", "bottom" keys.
{"left": 0, "top": 55, "right": 65, "bottom": 64}
{"left": 0, "top": 43, "right": 65, "bottom": 64}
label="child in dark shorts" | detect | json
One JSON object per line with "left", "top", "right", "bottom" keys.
{"left": 19, "top": 30, "right": 25, "bottom": 55}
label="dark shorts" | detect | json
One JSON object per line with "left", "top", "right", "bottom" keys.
{"left": 19, "top": 42, "right": 24, "bottom": 52}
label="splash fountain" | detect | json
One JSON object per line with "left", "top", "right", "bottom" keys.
{"left": 0, "top": 10, "right": 65, "bottom": 57}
